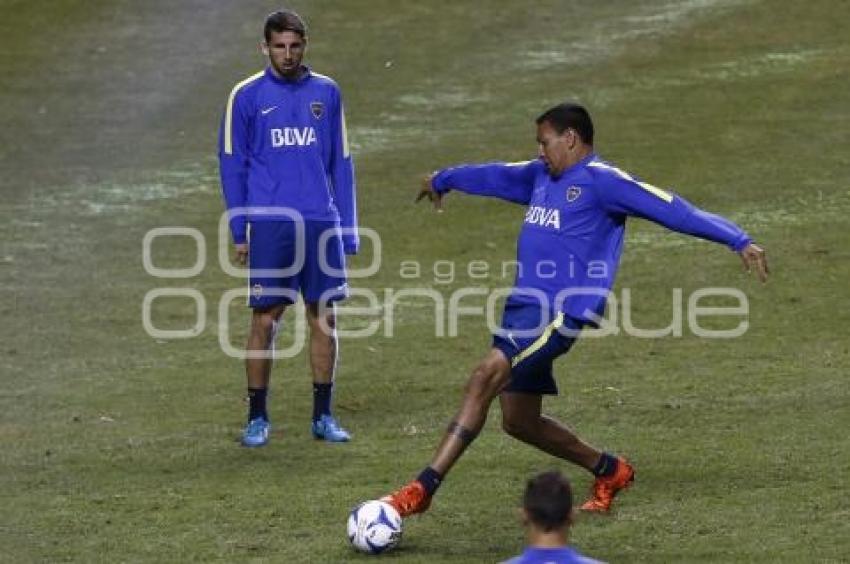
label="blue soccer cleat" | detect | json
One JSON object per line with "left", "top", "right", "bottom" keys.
{"left": 312, "top": 414, "right": 351, "bottom": 442}
{"left": 241, "top": 417, "right": 270, "bottom": 447}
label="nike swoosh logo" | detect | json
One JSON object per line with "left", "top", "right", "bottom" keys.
{"left": 506, "top": 332, "right": 519, "bottom": 349}
{"left": 260, "top": 106, "right": 278, "bottom": 115}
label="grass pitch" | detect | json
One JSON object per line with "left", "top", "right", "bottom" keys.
{"left": 2, "top": 0, "right": 849, "bottom": 562}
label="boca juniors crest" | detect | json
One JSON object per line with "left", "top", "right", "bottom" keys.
{"left": 310, "top": 101, "right": 324, "bottom": 119}
{"left": 252, "top": 284, "right": 263, "bottom": 298}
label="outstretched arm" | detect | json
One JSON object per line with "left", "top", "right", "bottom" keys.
{"left": 416, "top": 160, "right": 542, "bottom": 210}
{"left": 597, "top": 167, "right": 769, "bottom": 282}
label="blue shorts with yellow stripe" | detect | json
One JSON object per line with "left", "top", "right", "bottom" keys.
{"left": 492, "top": 302, "right": 584, "bottom": 395}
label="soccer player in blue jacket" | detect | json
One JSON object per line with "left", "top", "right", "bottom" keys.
{"left": 218, "top": 11, "right": 357, "bottom": 446}
{"left": 383, "top": 103, "right": 768, "bottom": 515}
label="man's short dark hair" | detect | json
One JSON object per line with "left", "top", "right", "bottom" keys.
{"left": 523, "top": 471, "right": 573, "bottom": 532}
{"left": 264, "top": 9, "right": 307, "bottom": 41}
{"left": 536, "top": 103, "right": 594, "bottom": 145}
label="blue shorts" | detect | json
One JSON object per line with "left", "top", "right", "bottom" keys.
{"left": 248, "top": 220, "right": 348, "bottom": 309}
{"left": 492, "top": 302, "right": 584, "bottom": 395}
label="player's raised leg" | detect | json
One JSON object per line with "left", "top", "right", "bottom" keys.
{"left": 382, "top": 348, "right": 511, "bottom": 516}
{"left": 242, "top": 303, "right": 286, "bottom": 447}
{"left": 500, "top": 392, "right": 634, "bottom": 512}
{"left": 306, "top": 301, "right": 350, "bottom": 442}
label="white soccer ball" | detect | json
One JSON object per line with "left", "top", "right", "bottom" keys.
{"left": 347, "top": 500, "right": 403, "bottom": 554}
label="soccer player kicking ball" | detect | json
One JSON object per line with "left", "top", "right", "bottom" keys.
{"left": 382, "top": 103, "right": 768, "bottom": 515}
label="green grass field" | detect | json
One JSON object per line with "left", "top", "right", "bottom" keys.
{"left": 2, "top": 0, "right": 849, "bottom": 562}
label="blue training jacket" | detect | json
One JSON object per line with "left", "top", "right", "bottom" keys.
{"left": 218, "top": 66, "right": 358, "bottom": 253}
{"left": 503, "top": 545, "right": 603, "bottom": 563}
{"left": 432, "top": 154, "right": 752, "bottom": 323}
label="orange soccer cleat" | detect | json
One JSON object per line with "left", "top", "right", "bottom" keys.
{"left": 580, "top": 457, "right": 635, "bottom": 513}
{"left": 381, "top": 480, "right": 432, "bottom": 517}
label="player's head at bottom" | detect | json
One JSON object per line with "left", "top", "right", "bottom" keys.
{"left": 521, "top": 470, "right": 574, "bottom": 534}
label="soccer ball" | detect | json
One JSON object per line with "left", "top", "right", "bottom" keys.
{"left": 347, "top": 500, "right": 403, "bottom": 554}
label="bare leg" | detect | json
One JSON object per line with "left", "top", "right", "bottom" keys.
{"left": 305, "top": 301, "right": 337, "bottom": 383}
{"left": 245, "top": 303, "right": 287, "bottom": 388}
{"left": 429, "top": 348, "right": 512, "bottom": 475}
{"left": 499, "top": 391, "right": 601, "bottom": 471}
{"left": 384, "top": 349, "right": 520, "bottom": 515}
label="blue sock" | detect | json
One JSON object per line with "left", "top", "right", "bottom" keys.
{"left": 417, "top": 466, "right": 443, "bottom": 496}
{"left": 312, "top": 382, "right": 333, "bottom": 422}
{"left": 592, "top": 452, "right": 619, "bottom": 477}
{"left": 247, "top": 387, "right": 268, "bottom": 421}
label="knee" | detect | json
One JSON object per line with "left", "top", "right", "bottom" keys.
{"left": 307, "top": 304, "right": 336, "bottom": 335}
{"left": 464, "top": 360, "right": 510, "bottom": 401}
{"left": 321, "top": 305, "right": 337, "bottom": 330}
{"left": 501, "top": 412, "right": 535, "bottom": 440}
{"left": 317, "top": 312, "right": 336, "bottom": 334}
{"left": 251, "top": 311, "right": 279, "bottom": 340}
